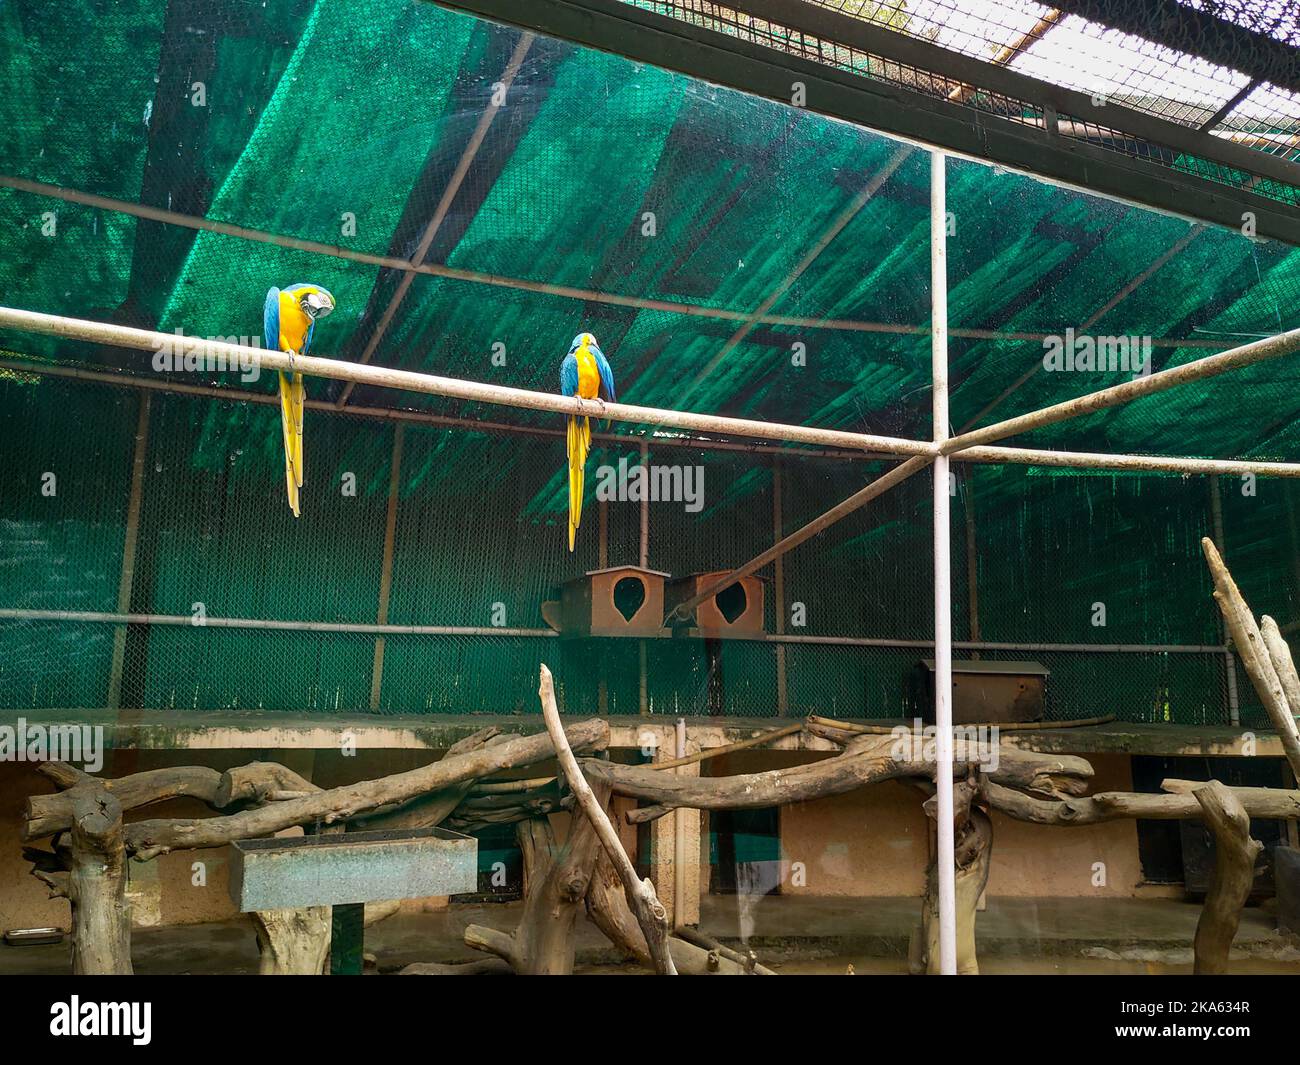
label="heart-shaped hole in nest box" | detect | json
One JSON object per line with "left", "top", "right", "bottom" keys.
{"left": 613, "top": 576, "right": 647, "bottom": 622}
{"left": 715, "top": 582, "right": 748, "bottom": 625}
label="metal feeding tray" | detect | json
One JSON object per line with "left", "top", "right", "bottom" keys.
{"left": 228, "top": 826, "right": 477, "bottom": 912}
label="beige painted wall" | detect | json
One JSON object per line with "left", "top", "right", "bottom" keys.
{"left": 719, "top": 751, "right": 1144, "bottom": 899}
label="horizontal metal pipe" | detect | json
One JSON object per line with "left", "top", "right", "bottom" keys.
{"left": 0, "top": 608, "right": 1226, "bottom": 654}
{"left": 945, "top": 326, "right": 1300, "bottom": 455}
{"left": 0, "top": 307, "right": 929, "bottom": 456}
{"left": 0, "top": 357, "right": 874, "bottom": 461}
{"left": 0, "top": 174, "right": 1227, "bottom": 349}
{"left": 0, "top": 608, "right": 555, "bottom": 638}
{"left": 5, "top": 354, "right": 1299, "bottom": 478}
{"left": 956, "top": 443, "right": 1300, "bottom": 478}
{"left": 767, "top": 633, "right": 1227, "bottom": 654}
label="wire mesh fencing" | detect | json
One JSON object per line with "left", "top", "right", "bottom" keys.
{"left": 1, "top": 370, "right": 1288, "bottom": 725}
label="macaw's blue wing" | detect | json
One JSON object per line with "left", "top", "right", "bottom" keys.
{"left": 263, "top": 288, "right": 281, "bottom": 351}
{"left": 560, "top": 352, "right": 579, "bottom": 397}
{"left": 593, "top": 346, "right": 617, "bottom": 404}
{"left": 304, "top": 319, "right": 315, "bottom": 357}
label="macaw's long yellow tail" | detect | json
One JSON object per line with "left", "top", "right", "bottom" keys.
{"left": 278, "top": 370, "right": 305, "bottom": 518}
{"left": 566, "top": 413, "right": 591, "bottom": 551}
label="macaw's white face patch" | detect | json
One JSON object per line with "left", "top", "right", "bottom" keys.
{"left": 302, "top": 290, "right": 335, "bottom": 319}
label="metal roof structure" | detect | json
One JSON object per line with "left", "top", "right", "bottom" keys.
{"left": 447, "top": 1, "right": 1300, "bottom": 239}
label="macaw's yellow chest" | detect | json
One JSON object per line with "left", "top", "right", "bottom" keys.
{"left": 277, "top": 291, "right": 312, "bottom": 353}
{"left": 575, "top": 345, "right": 600, "bottom": 399}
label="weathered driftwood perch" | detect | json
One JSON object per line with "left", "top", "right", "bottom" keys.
{"left": 912, "top": 779, "right": 991, "bottom": 976}
{"left": 400, "top": 958, "right": 513, "bottom": 975}
{"left": 22, "top": 720, "right": 610, "bottom": 976}
{"left": 251, "top": 907, "right": 331, "bottom": 976}
{"left": 585, "top": 731, "right": 1093, "bottom": 824}
{"left": 214, "top": 761, "right": 319, "bottom": 807}
{"left": 1192, "top": 781, "right": 1263, "bottom": 975}
{"left": 1202, "top": 537, "right": 1300, "bottom": 778}
{"left": 583, "top": 849, "right": 771, "bottom": 975}
{"left": 444, "top": 785, "right": 567, "bottom": 832}
{"left": 68, "top": 788, "right": 132, "bottom": 975}
{"left": 985, "top": 779, "right": 1300, "bottom": 825}
{"left": 118, "top": 719, "right": 608, "bottom": 858}
{"left": 25, "top": 762, "right": 225, "bottom": 840}
{"left": 358, "top": 727, "right": 505, "bottom": 831}
{"left": 538, "top": 664, "right": 677, "bottom": 975}
{"left": 463, "top": 780, "right": 614, "bottom": 975}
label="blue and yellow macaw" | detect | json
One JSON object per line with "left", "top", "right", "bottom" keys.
{"left": 560, "top": 332, "right": 616, "bottom": 551}
{"left": 263, "top": 283, "right": 335, "bottom": 517}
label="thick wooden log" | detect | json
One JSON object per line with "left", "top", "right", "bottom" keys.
{"left": 986, "top": 780, "right": 1300, "bottom": 824}
{"left": 25, "top": 765, "right": 225, "bottom": 841}
{"left": 463, "top": 784, "right": 612, "bottom": 975}
{"left": 584, "top": 851, "right": 770, "bottom": 975}
{"left": 215, "top": 762, "right": 319, "bottom": 807}
{"left": 591, "top": 734, "right": 1092, "bottom": 824}
{"left": 399, "top": 958, "right": 513, "bottom": 975}
{"left": 1260, "top": 616, "right": 1300, "bottom": 779}
{"left": 251, "top": 907, "right": 331, "bottom": 975}
{"left": 672, "top": 925, "right": 774, "bottom": 975}
{"left": 122, "top": 719, "right": 608, "bottom": 858}
{"left": 68, "top": 789, "right": 132, "bottom": 975}
{"left": 914, "top": 785, "right": 991, "bottom": 976}
{"left": 357, "top": 727, "right": 504, "bottom": 832}
{"left": 1192, "top": 781, "right": 1263, "bottom": 975}
{"left": 1203, "top": 538, "right": 1300, "bottom": 777}
{"left": 537, "top": 664, "right": 676, "bottom": 975}
{"left": 444, "top": 787, "right": 566, "bottom": 831}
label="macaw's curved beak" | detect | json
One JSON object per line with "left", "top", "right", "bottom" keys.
{"left": 303, "top": 291, "right": 335, "bottom": 320}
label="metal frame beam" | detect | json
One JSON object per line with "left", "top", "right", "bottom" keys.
{"left": 431, "top": 0, "right": 1300, "bottom": 245}
{"left": 12, "top": 174, "right": 1234, "bottom": 348}
{"left": 1046, "top": 0, "right": 1300, "bottom": 95}
{"left": 0, "top": 607, "right": 1230, "bottom": 655}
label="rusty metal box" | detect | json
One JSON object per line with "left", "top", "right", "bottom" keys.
{"left": 548, "top": 565, "right": 670, "bottom": 638}
{"left": 665, "top": 571, "right": 766, "bottom": 638}
{"left": 909, "top": 659, "right": 1048, "bottom": 725}
{"left": 228, "top": 826, "right": 477, "bottom": 911}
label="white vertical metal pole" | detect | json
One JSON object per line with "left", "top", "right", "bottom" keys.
{"left": 674, "top": 715, "right": 687, "bottom": 929}
{"left": 639, "top": 440, "right": 650, "bottom": 715}
{"left": 931, "top": 150, "right": 958, "bottom": 975}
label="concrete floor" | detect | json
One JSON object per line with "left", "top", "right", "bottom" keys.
{"left": 5, "top": 895, "right": 1299, "bottom": 975}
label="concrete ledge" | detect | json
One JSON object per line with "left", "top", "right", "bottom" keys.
{"left": 0, "top": 710, "right": 1287, "bottom": 758}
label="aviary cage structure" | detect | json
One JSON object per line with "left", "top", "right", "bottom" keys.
{"left": 3, "top": 0, "right": 1300, "bottom": 973}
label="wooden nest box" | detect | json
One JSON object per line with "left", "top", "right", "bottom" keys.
{"left": 542, "top": 566, "right": 670, "bottom": 638}
{"left": 665, "top": 571, "right": 766, "bottom": 638}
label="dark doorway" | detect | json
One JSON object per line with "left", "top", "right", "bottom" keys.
{"left": 710, "top": 807, "right": 783, "bottom": 895}
{"left": 452, "top": 821, "right": 523, "bottom": 903}
{"left": 1132, "top": 755, "right": 1285, "bottom": 891}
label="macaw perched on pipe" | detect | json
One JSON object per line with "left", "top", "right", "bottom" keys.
{"left": 560, "top": 331, "right": 616, "bottom": 551}
{"left": 263, "top": 283, "right": 335, "bottom": 517}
